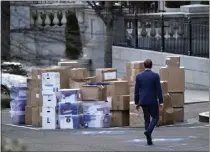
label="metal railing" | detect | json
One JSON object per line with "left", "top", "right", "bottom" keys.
{"left": 113, "top": 14, "right": 209, "bottom": 58}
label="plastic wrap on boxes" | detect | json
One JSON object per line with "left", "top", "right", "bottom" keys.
{"left": 83, "top": 114, "right": 111, "bottom": 128}
{"left": 58, "top": 101, "right": 83, "bottom": 115}
{"left": 10, "top": 111, "right": 25, "bottom": 125}
{"left": 82, "top": 101, "right": 110, "bottom": 115}
{"left": 10, "top": 86, "right": 27, "bottom": 100}
{"left": 59, "top": 114, "right": 83, "bottom": 129}
{"left": 59, "top": 89, "right": 80, "bottom": 103}
{"left": 10, "top": 100, "right": 26, "bottom": 111}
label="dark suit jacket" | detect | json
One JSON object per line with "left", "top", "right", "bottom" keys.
{"left": 134, "top": 69, "right": 163, "bottom": 106}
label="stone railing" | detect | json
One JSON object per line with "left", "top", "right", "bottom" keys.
{"left": 30, "top": 2, "right": 87, "bottom": 27}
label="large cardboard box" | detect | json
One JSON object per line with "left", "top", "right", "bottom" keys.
{"left": 112, "top": 95, "right": 130, "bottom": 110}
{"left": 25, "top": 106, "right": 32, "bottom": 125}
{"left": 163, "top": 93, "right": 172, "bottom": 109}
{"left": 160, "top": 67, "right": 185, "bottom": 92}
{"left": 169, "top": 92, "right": 184, "bottom": 108}
{"left": 95, "top": 68, "right": 117, "bottom": 82}
{"left": 106, "top": 81, "right": 129, "bottom": 97}
{"left": 70, "top": 68, "right": 88, "bottom": 80}
{"left": 111, "top": 111, "right": 129, "bottom": 127}
{"left": 129, "top": 103, "right": 144, "bottom": 127}
{"left": 39, "top": 107, "right": 42, "bottom": 127}
{"left": 30, "top": 88, "right": 41, "bottom": 107}
{"left": 160, "top": 81, "right": 168, "bottom": 95}
{"left": 165, "top": 56, "right": 180, "bottom": 67}
{"left": 81, "top": 85, "right": 106, "bottom": 100}
{"left": 126, "top": 61, "right": 145, "bottom": 69}
{"left": 57, "top": 61, "right": 80, "bottom": 68}
{"left": 32, "top": 107, "right": 40, "bottom": 126}
{"left": 126, "top": 69, "right": 144, "bottom": 77}
{"left": 159, "top": 107, "right": 174, "bottom": 126}
{"left": 32, "top": 66, "right": 71, "bottom": 89}
{"left": 173, "top": 107, "right": 184, "bottom": 122}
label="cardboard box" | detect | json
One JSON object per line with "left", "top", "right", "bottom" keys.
{"left": 25, "top": 106, "right": 32, "bottom": 125}
{"left": 160, "top": 81, "right": 168, "bottom": 95}
{"left": 173, "top": 107, "right": 184, "bottom": 122}
{"left": 57, "top": 61, "right": 80, "bottom": 68}
{"left": 126, "top": 61, "right": 145, "bottom": 69}
{"left": 27, "top": 90, "right": 31, "bottom": 106}
{"left": 126, "top": 68, "right": 144, "bottom": 77}
{"left": 30, "top": 88, "right": 41, "bottom": 107}
{"left": 32, "top": 66, "right": 71, "bottom": 89}
{"left": 70, "top": 68, "right": 88, "bottom": 80}
{"left": 169, "top": 92, "right": 184, "bottom": 108}
{"left": 39, "top": 107, "right": 42, "bottom": 127}
{"left": 69, "top": 78, "right": 91, "bottom": 89}
{"left": 166, "top": 56, "right": 180, "bottom": 67}
{"left": 106, "top": 81, "right": 129, "bottom": 97}
{"left": 160, "top": 67, "right": 185, "bottom": 92}
{"left": 32, "top": 107, "right": 39, "bottom": 126}
{"left": 112, "top": 95, "right": 130, "bottom": 110}
{"left": 129, "top": 103, "right": 144, "bottom": 127}
{"left": 42, "top": 72, "right": 60, "bottom": 92}
{"left": 42, "top": 91, "right": 58, "bottom": 107}
{"left": 59, "top": 89, "right": 80, "bottom": 103}
{"left": 42, "top": 107, "right": 57, "bottom": 129}
{"left": 81, "top": 85, "right": 105, "bottom": 101}
{"left": 163, "top": 93, "right": 172, "bottom": 109}
{"left": 27, "top": 78, "right": 40, "bottom": 90}
{"left": 95, "top": 68, "right": 117, "bottom": 82}
{"left": 159, "top": 107, "right": 174, "bottom": 125}
{"left": 130, "top": 93, "right": 134, "bottom": 101}
{"left": 111, "top": 111, "right": 129, "bottom": 127}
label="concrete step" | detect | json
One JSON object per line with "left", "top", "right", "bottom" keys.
{"left": 199, "top": 111, "right": 209, "bottom": 123}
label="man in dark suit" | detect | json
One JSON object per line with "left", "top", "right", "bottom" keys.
{"left": 134, "top": 59, "right": 163, "bottom": 145}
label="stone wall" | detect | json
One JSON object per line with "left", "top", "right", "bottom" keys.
{"left": 113, "top": 46, "right": 209, "bottom": 90}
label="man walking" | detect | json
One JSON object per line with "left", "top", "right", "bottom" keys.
{"left": 134, "top": 59, "right": 163, "bottom": 145}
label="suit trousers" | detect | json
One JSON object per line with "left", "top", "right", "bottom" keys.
{"left": 141, "top": 104, "right": 159, "bottom": 134}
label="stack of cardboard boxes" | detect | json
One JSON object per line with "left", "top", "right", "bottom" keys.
{"left": 160, "top": 56, "right": 185, "bottom": 122}
{"left": 107, "top": 81, "right": 130, "bottom": 127}
{"left": 25, "top": 62, "right": 80, "bottom": 127}
{"left": 41, "top": 72, "right": 60, "bottom": 129}
{"left": 158, "top": 81, "right": 174, "bottom": 126}
{"left": 125, "top": 61, "right": 145, "bottom": 127}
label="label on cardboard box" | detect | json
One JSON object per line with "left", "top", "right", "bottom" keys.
{"left": 37, "top": 75, "right": 41, "bottom": 79}
{"left": 104, "top": 72, "right": 117, "bottom": 80}
{"left": 36, "top": 94, "right": 40, "bottom": 98}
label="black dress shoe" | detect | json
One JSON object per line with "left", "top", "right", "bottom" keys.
{"left": 144, "top": 131, "right": 153, "bottom": 145}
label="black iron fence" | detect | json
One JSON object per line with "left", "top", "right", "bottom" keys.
{"left": 113, "top": 14, "right": 209, "bottom": 58}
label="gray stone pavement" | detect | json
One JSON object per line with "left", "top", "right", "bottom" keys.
{"left": 184, "top": 89, "right": 209, "bottom": 104}
{"left": 2, "top": 102, "right": 209, "bottom": 151}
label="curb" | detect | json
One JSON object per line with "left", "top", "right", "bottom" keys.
{"left": 184, "top": 101, "right": 209, "bottom": 105}
{"left": 199, "top": 112, "right": 209, "bottom": 123}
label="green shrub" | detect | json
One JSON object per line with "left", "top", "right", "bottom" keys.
{"left": 65, "top": 11, "right": 83, "bottom": 60}
{"left": 165, "top": 1, "right": 191, "bottom": 8}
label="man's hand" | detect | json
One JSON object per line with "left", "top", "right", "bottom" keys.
{"left": 136, "top": 105, "right": 140, "bottom": 111}
{"left": 159, "top": 103, "right": 163, "bottom": 110}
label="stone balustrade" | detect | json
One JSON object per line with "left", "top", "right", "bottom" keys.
{"left": 30, "top": 2, "right": 87, "bottom": 27}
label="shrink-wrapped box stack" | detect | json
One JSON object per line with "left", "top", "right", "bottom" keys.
{"left": 160, "top": 56, "right": 185, "bottom": 122}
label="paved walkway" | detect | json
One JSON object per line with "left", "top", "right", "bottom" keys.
{"left": 185, "top": 89, "right": 209, "bottom": 104}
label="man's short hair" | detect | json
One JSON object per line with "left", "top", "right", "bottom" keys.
{"left": 144, "top": 59, "right": 153, "bottom": 69}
